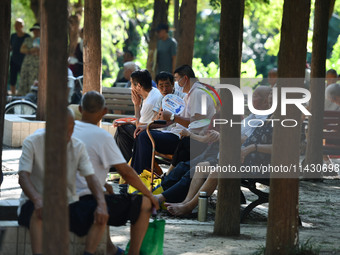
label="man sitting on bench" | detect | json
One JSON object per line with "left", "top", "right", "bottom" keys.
{"left": 18, "top": 109, "right": 108, "bottom": 255}
{"left": 114, "top": 69, "right": 163, "bottom": 162}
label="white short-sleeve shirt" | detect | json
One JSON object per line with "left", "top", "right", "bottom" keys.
{"left": 73, "top": 121, "right": 126, "bottom": 197}
{"left": 18, "top": 131, "right": 94, "bottom": 214}
{"left": 169, "top": 82, "right": 216, "bottom": 136}
{"left": 139, "top": 87, "right": 163, "bottom": 124}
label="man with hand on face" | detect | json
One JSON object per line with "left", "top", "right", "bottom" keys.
{"left": 114, "top": 69, "right": 162, "bottom": 162}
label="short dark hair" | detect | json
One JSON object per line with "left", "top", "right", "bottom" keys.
{"left": 81, "top": 91, "right": 105, "bottom": 113}
{"left": 327, "top": 69, "right": 338, "bottom": 76}
{"left": 174, "top": 65, "right": 196, "bottom": 79}
{"left": 156, "top": 72, "right": 174, "bottom": 85}
{"left": 130, "top": 69, "right": 152, "bottom": 90}
{"left": 156, "top": 23, "right": 169, "bottom": 32}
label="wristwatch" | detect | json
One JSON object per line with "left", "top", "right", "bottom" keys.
{"left": 170, "top": 113, "right": 175, "bottom": 121}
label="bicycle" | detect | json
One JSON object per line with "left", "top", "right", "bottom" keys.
{"left": 4, "top": 75, "right": 84, "bottom": 116}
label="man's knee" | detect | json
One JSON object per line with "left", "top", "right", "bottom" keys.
{"left": 141, "top": 196, "right": 152, "bottom": 212}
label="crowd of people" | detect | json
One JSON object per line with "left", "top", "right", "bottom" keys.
{"left": 10, "top": 18, "right": 340, "bottom": 255}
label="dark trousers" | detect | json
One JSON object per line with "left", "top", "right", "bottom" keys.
{"left": 162, "top": 161, "right": 192, "bottom": 203}
{"left": 171, "top": 137, "right": 207, "bottom": 167}
{"left": 131, "top": 130, "right": 180, "bottom": 174}
{"left": 114, "top": 124, "right": 136, "bottom": 162}
{"left": 161, "top": 142, "right": 220, "bottom": 203}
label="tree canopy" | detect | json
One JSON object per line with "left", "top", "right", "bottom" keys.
{"left": 10, "top": 0, "right": 340, "bottom": 85}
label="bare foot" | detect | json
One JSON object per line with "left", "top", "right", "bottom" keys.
{"left": 166, "top": 203, "right": 193, "bottom": 216}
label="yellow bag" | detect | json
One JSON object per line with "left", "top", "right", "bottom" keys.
{"left": 128, "top": 170, "right": 163, "bottom": 195}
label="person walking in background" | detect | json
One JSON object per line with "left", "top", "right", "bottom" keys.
{"left": 18, "top": 23, "right": 40, "bottom": 96}
{"left": 156, "top": 23, "right": 177, "bottom": 74}
{"left": 9, "top": 18, "right": 30, "bottom": 95}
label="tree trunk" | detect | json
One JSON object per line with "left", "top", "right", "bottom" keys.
{"left": 68, "top": 14, "right": 81, "bottom": 57}
{"left": 329, "top": 0, "right": 336, "bottom": 20}
{"left": 265, "top": 0, "right": 311, "bottom": 254}
{"left": 305, "top": 0, "right": 332, "bottom": 178}
{"left": 37, "top": 0, "right": 47, "bottom": 121}
{"left": 146, "top": 0, "right": 168, "bottom": 79}
{"left": 69, "top": 0, "right": 83, "bottom": 57}
{"left": 41, "top": 0, "right": 69, "bottom": 254}
{"left": 0, "top": 0, "right": 11, "bottom": 187}
{"left": 176, "top": 0, "right": 197, "bottom": 68}
{"left": 30, "top": 0, "right": 40, "bottom": 21}
{"left": 174, "top": 0, "right": 180, "bottom": 41}
{"left": 213, "top": 0, "right": 244, "bottom": 236}
{"left": 83, "top": 0, "right": 102, "bottom": 93}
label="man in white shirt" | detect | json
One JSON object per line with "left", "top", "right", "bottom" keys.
{"left": 114, "top": 69, "right": 162, "bottom": 161}
{"left": 131, "top": 65, "right": 216, "bottom": 174}
{"left": 73, "top": 91, "right": 159, "bottom": 255}
{"left": 18, "top": 109, "right": 108, "bottom": 255}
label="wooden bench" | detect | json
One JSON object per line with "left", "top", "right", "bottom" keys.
{"left": 322, "top": 110, "right": 340, "bottom": 155}
{"left": 102, "top": 87, "right": 134, "bottom": 120}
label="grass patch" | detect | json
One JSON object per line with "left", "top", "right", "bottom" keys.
{"left": 252, "top": 239, "right": 320, "bottom": 255}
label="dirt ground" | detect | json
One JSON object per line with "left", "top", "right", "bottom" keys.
{"left": 108, "top": 178, "right": 340, "bottom": 255}
{"left": 2, "top": 150, "right": 340, "bottom": 255}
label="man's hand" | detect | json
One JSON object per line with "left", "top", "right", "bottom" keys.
{"left": 85, "top": 175, "right": 109, "bottom": 225}
{"left": 94, "top": 203, "right": 109, "bottom": 225}
{"left": 113, "top": 121, "right": 126, "bottom": 128}
{"left": 134, "top": 125, "right": 146, "bottom": 138}
{"left": 158, "top": 110, "right": 172, "bottom": 121}
{"left": 150, "top": 195, "right": 160, "bottom": 211}
{"left": 206, "top": 130, "right": 220, "bottom": 143}
{"left": 104, "top": 183, "right": 114, "bottom": 194}
{"left": 33, "top": 196, "right": 43, "bottom": 220}
{"left": 131, "top": 89, "right": 142, "bottom": 106}
{"left": 180, "top": 129, "right": 191, "bottom": 138}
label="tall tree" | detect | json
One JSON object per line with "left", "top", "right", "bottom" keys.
{"left": 37, "top": 0, "right": 47, "bottom": 121}
{"left": 176, "top": 0, "right": 197, "bottom": 67}
{"left": 68, "top": 0, "right": 83, "bottom": 57}
{"left": 83, "top": 0, "right": 102, "bottom": 92}
{"left": 174, "top": 0, "right": 180, "bottom": 41}
{"left": 265, "top": 0, "right": 311, "bottom": 254}
{"left": 30, "top": 0, "right": 40, "bottom": 21}
{"left": 305, "top": 0, "right": 333, "bottom": 178}
{"left": 213, "top": 0, "right": 244, "bottom": 236}
{"left": 41, "top": 0, "right": 69, "bottom": 254}
{"left": 146, "top": 0, "right": 169, "bottom": 79}
{"left": 0, "top": 0, "right": 11, "bottom": 187}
